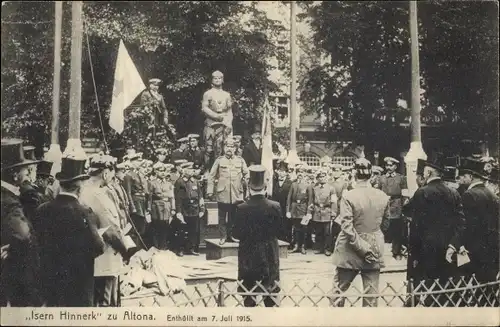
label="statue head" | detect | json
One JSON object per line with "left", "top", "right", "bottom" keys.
{"left": 149, "top": 78, "right": 161, "bottom": 91}
{"left": 211, "top": 71, "right": 224, "bottom": 87}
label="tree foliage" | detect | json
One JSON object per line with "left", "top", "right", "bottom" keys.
{"left": 2, "top": 1, "right": 287, "bottom": 157}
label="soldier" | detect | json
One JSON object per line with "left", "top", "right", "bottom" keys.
{"left": 123, "top": 152, "right": 150, "bottom": 248}
{"left": 272, "top": 160, "right": 293, "bottom": 245}
{"left": 233, "top": 135, "right": 243, "bottom": 157}
{"left": 312, "top": 169, "right": 338, "bottom": 256}
{"left": 186, "top": 134, "right": 205, "bottom": 171}
{"left": 155, "top": 148, "right": 168, "bottom": 164}
{"left": 370, "top": 165, "right": 384, "bottom": 188}
{"left": 207, "top": 138, "right": 249, "bottom": 245}
{"left": 174, "top": 162, "right": 205, "bottom": 256}
{"left": 112, "top": 162, "right": 132, "bottom": 232}
{"left": 286, "top": 166, "right": 313, "bottom": 254}
{"left": 403, "top": 158, "right": 466, "bottom": 306}
{"left": 326, "top": 163, "right": 348, "bottom": 253}
{"left": 331, "top": 158, "right": 390, "bottom": 307}
{"left": 459, "top": 158, "right": 499, "bottom": 286}
{"left": 171, "top": 137, "right": 189, "bottom": 162}
{"left": 171, "top": 159, "right": 188, "bottom": 184}
{"left": 140, "top": 78, "right": 168, "bottom": 137}
{"left": 377, "top": 157, "right": 408, "bottom": 260}
{"left": 149, "top": 163, "right": 176, "bottom": 251}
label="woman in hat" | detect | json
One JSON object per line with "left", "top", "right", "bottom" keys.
{"left": 149, "top": 163, "right": 176, "bottom": 250}
{"left": 33, "top": 150, "right": 105, "bottom": 307}
{"left": 1, "top": 139, "right": 43, "bottom": 306}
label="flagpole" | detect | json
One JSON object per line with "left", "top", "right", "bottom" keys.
{"left": 64, "top": 1, "right": 86, "bottom": 157}
{"left": 45, "top": 1, "right": 63, "bottom": 173}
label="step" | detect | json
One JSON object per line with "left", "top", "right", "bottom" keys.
{"left": 204, "top": 239, "right": 290, "bottom": 261}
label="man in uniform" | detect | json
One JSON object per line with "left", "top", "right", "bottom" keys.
{"left": 377, "top": 157, "right": 408, "bottom": 260}
{"left": 207, "top": 138, "right": 249, "bottom": 245}
{"left": 233, "top": 165, "right": 281, "bottom": 307}
{"left": 331, "top": 158, "right": 390, "bottom": 307}
{"left": 370, "top": 165, "right": 384, "bottom": 188}
{"left": 286, "top": 166, "right": 313, "bottom": 254}
{"left": 312, "top": 169, "right": 338, "bottom": 256}
{"left": 403, "top": 158, "right": 466, "bottom": 306}
{"left": 1, "top": 139, "right": 43, "bottom": 306}
{"left": 34, "top": 150, "right": 105, "bottom": 306}
{"left": 149, "top": 163, "right": 175, "bottom": 251}
{"left": 272, "top": 161, "right": 293, "bottom": 245}
{"left": 140, "top": 78, "right": 168, "bottom": 138}
{"left": 233, "top": 135, "right": 243, "bottom": 157}
{"left": 326, "top": 163, "right": 348, "bottom": 254}
{"left": 459, "top": 158, "right": 499, "bottom": 287}
{"left": 155, "top": 147, "right": 168, "bottom": 164}
{"left": 174, "top": 162, "right": 205, "bottom": 256}
{"left": 171, "top": 159, "right": 188, "bottom": 184}
{"left": 242, "top": 128, "right": 262, "bottom": 167}
{"left": 201, "top": 71, "right": 233, "bottom": 162}
{"left": 171, "top": 137, "right": 189, "bottom": 162}
{"left": 186, "top": 134, "right": 205, "bottom": 172}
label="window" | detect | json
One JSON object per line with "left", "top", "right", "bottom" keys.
{"left": 331, "top": 156, "right": 355, "bottom": 167}
{"left": 299, "top": 153, "right": 321, "bottom": 167}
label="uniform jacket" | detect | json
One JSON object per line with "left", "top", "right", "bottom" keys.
{"left": 286, "top": 180, "right": 313, "bottom": 218}
{"left": 174, "top": 177, "right": 204, "bottom": 217}
{"left": 171, "top": 148, "right": 187, "bottom": 162}
{"left": 0, "top": 182, "right": 43, "bottom": 307}
{"left": 233, "top": 194, "right": 281, "bottom": 290}
{"left": 123, "top": 170, "right": 150, "bottom": 217}
{"left": 461, "top": 183, "right": 499, "bottom": 268}
{"left": 80, "top": 184, "right": 127, "bottom": 277}
{"left": 109, "top": 181, "right": 131, "bottom": 229}
{"left": 208, "top": 155, "right": 249, "bottom": 204}
{"left": 272, "top": 177, "right": 292, "bottom": 214}
{"left": 329, "top": 178, "right": 348, "bottom": 213}
{"left": 312, "top": 183, "right": 338, "bottom": 222}
{"left": 377, "top": 172, "right": 407, "bottom": 219}
{"left": 140, "top": 90, "right": 167, "bottom": 125}
{"left": 186, "top": 147, "right": 205, "bottom": 170}
{"left": 332, "top": 183, "right": 390, "bottom": 270}
{"left": 403, "top": 177, "right": 466, "bottom": 280}
{"left": 242, "top": 141, "right": 261, "bottom": 167}
{"left": 149, "top": 178, "right": 175, "bottom": 221}
{"left": 33, "top": 193, "right": 105, "bottom": 307}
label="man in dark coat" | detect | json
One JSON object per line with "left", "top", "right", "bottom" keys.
{"left": 459, "top": 158, "right": 499, "bottom": 284}
{"left": 1, "top": 139, "right": 44, "bottom": 307}
{"left": 242, "top": 129, "right": 262, "bottom": 167}
{"left": 33, "top": 151, "right": 105, "bottom": 307}
{"left": 185, "top": 134, "right": 205, "bottom": 171}
{"left": 171, "top": 137, "right": 189, "bottom": 162}
{"left": 271, "top": 161, "right": 292, "bottom": 244}
{"left": 233, "top": 165, "right": 281, "bottom": 307}
{"left": 403, "top": 158, "right": 466, "bottom": 306}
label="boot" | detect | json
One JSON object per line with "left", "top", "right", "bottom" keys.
{"left": 300, "top": 245, "right": 306, "bottom": 255}
{"left": 288, "top": 244, "right": 299, "bottom": 253}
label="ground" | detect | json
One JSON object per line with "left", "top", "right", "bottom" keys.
{"left": 121, "top": 243, "right": 408, "bottom": 307}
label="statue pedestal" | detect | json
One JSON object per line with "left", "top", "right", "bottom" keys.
{"left": 404, "top": 141, "right": 427, "bottom": 197}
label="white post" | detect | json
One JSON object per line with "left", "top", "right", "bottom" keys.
{"left": 404, "top": 1, "right": 427, "bottom": 196}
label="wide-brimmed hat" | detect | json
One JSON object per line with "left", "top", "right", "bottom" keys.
{"left": 55, "top": 151, "right": 89, "bottom": 183}
{"left": 459, "top": 158, "right": 489, "bottom": 180}
{"left": 248, "top": 165, "right": 266, "bottom": 191}
{"left": 1, "top": 139, "right": 41, "bottom": 171}
{"left": 37, "top": 160, "right": 54, "bottom": 177}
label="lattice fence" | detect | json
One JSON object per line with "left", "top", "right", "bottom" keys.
{"left": 122, "top": 274, "right": 500, "bottom": 308}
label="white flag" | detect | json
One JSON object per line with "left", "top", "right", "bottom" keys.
{"left": 261, "top": 98, "right": 274, "bottom": 195}
{"left": 108, "top": 40, "right": 146, "bottom": 134}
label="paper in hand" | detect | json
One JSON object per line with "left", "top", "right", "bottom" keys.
{"left": 98, "top": 226, "right": 110, "bottom": 237}
{"left": 123, "top": 235, "right": 137, "bottom": 250}
{"left": 457, "top": 252, "right": 471, "bottom": 267}
{"left": 123, "top": 223, "right": 132, "bottom": 235}
{"left": 300, "top": 216, "right": 310, "bottom": 226}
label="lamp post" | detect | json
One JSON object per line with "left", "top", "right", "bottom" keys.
{"left": 45, "top": 1, "right": 63, "bottom": 175}
{"left": 285, "top": 0, "right": 301, "bottom": 166}
{"left": 64, "top": 1, "right": 87, "bottom": 158}
{"left": 404, "top": 1, "right": 427, "bottom": 196}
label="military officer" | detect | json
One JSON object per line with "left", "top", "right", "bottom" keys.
{"left": 207, "top": 138, "right": 249, "bottom": 245}
{"left": 149, "top": 163, "right": 176, "bottom": 251}
{"left": 286, "top": 166, "right": 314, "bottom": 254}
{"left": 233, "top": 135, "right": 243, "bottom": 157}
{"left": 370, "top": 165, "right": 384, "bottom": 188}
{"left": 171, "top": 159, "right": 188, "bottom": 183}
{"left": 174, "top": 162, "right": 205, "bottom": 256}
{"left": 312, "top": 169, "right": 338, "bottom": 256}
{"left": 140, "top": 78, "right": 168, "bottom": 138}
{"left": 186, "top": 134, "right": 205, "bottom": 171}
{"left": 377, "top": 157, "right": 408, "bottom": 260}
{"left": 112, "top": 162, "right": 132, "bottom": 231}
{"left": 171, "top": 137, "right": 189, "bottom": 162}
{"left": 326, "top": 163, "right": 348, "bottom": 253}
{"left": 155, "top": 147, "right": 168, "bottom": 164}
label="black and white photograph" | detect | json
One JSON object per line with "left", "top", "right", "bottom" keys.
{"left": 1, "top": 0, "right": 499, "bottom": 325}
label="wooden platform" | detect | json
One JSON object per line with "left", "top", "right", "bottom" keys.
{"left": 204, "top": 239, "right": 290, "bottom": 260}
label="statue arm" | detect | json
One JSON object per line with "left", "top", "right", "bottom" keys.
{"left": 201, "top": 91, "right": 223, "bottom": 121}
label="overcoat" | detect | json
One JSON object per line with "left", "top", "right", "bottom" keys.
{"left": 242, "top": 141, "right": 261, "bottom": 167}
{"left": 332, "top": 183, "right": 390, "bottom": 270}
{"left": 186, "top": 147, "right": 205, "bottom": 170}
{"left": 19, "top": 181, "right": 45, "bottom": 222}
{"left": 377, "top": 173, "right": 407, "bottom": 219}
{"left": 123, "top": 171, "right": 149, "bottom": 217}
{"left": 0, "top": 182, "right": 43, "bottom": 306}
{"left": 150, "top": 178, "right": 175, "bottom": 221}
{"left": 33, "top": 194, "right": 104, "bottom": 307}
{"left": 207, "top": 155, "right": 249, "bottom": 204}
{"left": 461, "top": 182, "right": 499, "bottom": 281}
{"left": 286, "top": 180, "right": 313, "bottom": 218}
{"left": 403, "top": 178, "right": 466, "bottom": 281}
{"left": 174, "top": 177, "right": 204, "bottom": 217}
{"left": 233, "top": 194, "right": 281, "bottom": 292}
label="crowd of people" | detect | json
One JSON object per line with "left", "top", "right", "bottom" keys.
{"left": 1, "top": 130, "right": 499, "bottom": 308}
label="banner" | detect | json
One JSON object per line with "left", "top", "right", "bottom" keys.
{"left": 261, "top": 98, "right": 274, "bottom": 195}
{"left": 108, "top": 40, "right": 146, "bottom": 134}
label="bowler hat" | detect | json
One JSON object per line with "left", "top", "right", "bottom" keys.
{"left": 459, "top": 158, "right": 488, "bottom": 180}
{"left": 37, "top": 160, "right": 54, "bottom": 177}
{"left": 248, "top": 165, "right": 266, "bottom": 191}
{"left": 55, "top": 151, "right": 89, "bottom": 183}
{"left": 1, "top": 139, "right": 41, "bottom": 171}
